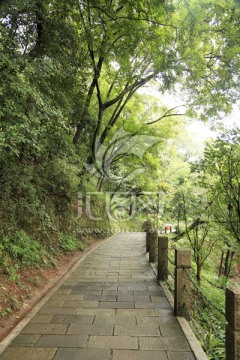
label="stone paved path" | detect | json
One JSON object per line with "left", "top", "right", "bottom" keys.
{"left": 0, "top": 233, "right": 196, "bottom": 360}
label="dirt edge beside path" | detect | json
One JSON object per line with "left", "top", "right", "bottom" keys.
{"left": 0, "top": 237, "right": 105, "bottom": 343}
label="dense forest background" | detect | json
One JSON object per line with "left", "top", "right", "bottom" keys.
{"left": 0, "top": 0, "right": 240, "bottom": 339}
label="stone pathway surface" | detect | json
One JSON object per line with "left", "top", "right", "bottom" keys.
{"left": 0, "top": 232, "right": 196, "bottom": 360}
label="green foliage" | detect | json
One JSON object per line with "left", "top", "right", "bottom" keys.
{"left": 0, "top": 1, "right": 240, "bottom": 338}
{"left": 202, "top": 327, "right": 225, "bottom": 360}
{"left": 0, "top": 256, "right": 20, "bottom": 283}
{"left": 77, "top": 189, "right": 112, "bottom": 239}
{"left": 200, "top": 128, "right": 240, "bottom": 246}
{"left": 40, "top": 158, "right": 79, "bottom": 214}
{"left": 0, "top": 231, "right": 49, "bottom": 268}
{"left": 59, "top": 234, "right": 84, "bottom": 252}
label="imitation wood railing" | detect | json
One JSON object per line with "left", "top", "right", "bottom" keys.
{"left": 144, "top": 222, "right": 239, "bottom": 360}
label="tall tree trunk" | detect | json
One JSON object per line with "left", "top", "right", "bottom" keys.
{"left": 196, "top": 257, "right": 202, "bottom": 284}
{"left": 225, "top": 251, "right": 235, "bottom": 278}
{"left": 224, "top": 249, "right": 230, "bottom": 277}
{"left": 73, "top": 56, "right": 104, "bottom": 145}
{"left": 218, "top": 251, "right": 224, "bottom": 277}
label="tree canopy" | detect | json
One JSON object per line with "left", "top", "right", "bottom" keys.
{"left": 200, "top": 129, "right": 240, "bottom": 245}
{"left": 1, "top": 0, "right": 240, "bottom": 160}
{"left": 0, "top": 0, "right": 240, "bottom": 267}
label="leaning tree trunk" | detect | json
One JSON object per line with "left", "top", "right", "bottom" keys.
{"left": 218, "top": 251, "right": 225, "bottom": 277}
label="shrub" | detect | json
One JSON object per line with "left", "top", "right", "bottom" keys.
{"left": 0, "top": 231, "right": 49, "bottom": 268}
{"left": 59, "top": 233, "right": 84, "bottom": 252}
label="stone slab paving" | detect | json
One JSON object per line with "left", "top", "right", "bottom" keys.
{"left": 0, "top": 232, "right": 199, "bottom": 360}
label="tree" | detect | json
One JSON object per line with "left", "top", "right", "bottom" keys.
{"left": 1, "top": 0, "right": 240, "bottom": 170}
{"left": 71, "top": 0, "right": 240, "bottom": 173}
{"left": 72, "top": 0, "right": 182, "bottom": 150}
{"left": 0, "top": 0, "right": 84, "bottom": 161}
{"left": 0, "top": 0, "right": 240, "bottom": 253}
{"left": 200, "top": 128, "right": 240, "bottom": 247}
{"left": 180, "top": 185, "right": 218, "bottom": 284}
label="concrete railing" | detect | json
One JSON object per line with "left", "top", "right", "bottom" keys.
{"left": 145, "top": 223, "right": 239, "bottom": 360}
{"left": 226, "top": 286, "right": 240, "bottom": 360}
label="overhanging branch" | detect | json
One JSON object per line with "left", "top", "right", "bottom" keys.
{"left": 147, "top": 105, "right": 185, "bottom": 125}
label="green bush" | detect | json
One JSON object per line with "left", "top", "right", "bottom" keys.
{"left": 59, "top": 233, "right": 84, "bottom": 252}
{"left": 0, "top": 231, "right": 49, "bottom": 268}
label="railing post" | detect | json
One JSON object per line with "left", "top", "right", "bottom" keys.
{"left": 226, "top": 285, "right": 240, "bottom": 360}
{"left": 149, "top": 227, "right": 158, "bottom": 263}
{"left": 158, "top": 236, "right": 168, "bottom": 280}
{"left": 174, "top": 249, "right": 191, "bottom": 318}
